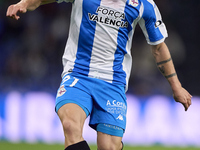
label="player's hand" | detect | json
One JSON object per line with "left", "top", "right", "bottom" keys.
{"left": 173, "top": 87, "right": 192, "bottom": 111}
{"left": 6, "top": 2, "right": 27, "bottom": 20}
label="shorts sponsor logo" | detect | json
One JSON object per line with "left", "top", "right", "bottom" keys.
{"left": 106, "top": 100, "right": 126, "bottom": 117}
{"left": 57, "top": 85, "right": 66, "bottom": 97}
{"left": 106, "top": 100, "right": 126, "bottom": 109}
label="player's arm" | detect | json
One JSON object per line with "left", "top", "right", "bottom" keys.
{"left": 6, "top": 0, "right": 56, "bottom": 20}
{"left": 151, "top": 42, "right": 192, "bottom": 111}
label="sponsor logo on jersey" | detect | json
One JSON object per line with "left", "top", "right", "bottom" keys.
{"left": 88, "top": 6, "right": 128, "bottom": 28}
{"left": 129, "top": 0, "right": 139, "bottom": 7}
{"left": 57, "top": 85, "right": 66, "bottom": 97}
{"left": 155, "top": 20, "right": 163, "bottom": 28}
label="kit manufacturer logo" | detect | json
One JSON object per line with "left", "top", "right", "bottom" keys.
{"left": 116, "top": 114, "right": 124, "bottom": 121}
{"left": 155, "top": 20, "right": 163, "bottom": 28}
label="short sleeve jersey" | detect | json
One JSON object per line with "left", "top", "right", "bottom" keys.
{"left": 56, "top": 0, "right": 168, "bottom": 91}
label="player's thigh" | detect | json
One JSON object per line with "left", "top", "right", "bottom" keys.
{"left": 57, "top": 103, "right": 87, "bottom": 131}
{"left": 97, "top": 131, "right": 122, "bottom": 150}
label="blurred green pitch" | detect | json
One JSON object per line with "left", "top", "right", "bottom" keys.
{"left": 0, "top": 141, "right": 200, "bottom": 150}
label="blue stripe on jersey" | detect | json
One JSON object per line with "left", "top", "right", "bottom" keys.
{"left": 73, "top": 0, "right": 101, "bottom": 75}
{"left": 112, "top": 1, "right": 140, "bottom": 85}
{"left": 142, "top": 1, "right": 163, "bottom": 42}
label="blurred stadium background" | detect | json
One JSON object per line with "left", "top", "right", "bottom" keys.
{"left": 1, "top": 0, "right": 200, "bottom": 149}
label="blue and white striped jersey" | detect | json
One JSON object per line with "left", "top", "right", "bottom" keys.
{"left": 56, "top": 0, "right": 168, "bottom": 91}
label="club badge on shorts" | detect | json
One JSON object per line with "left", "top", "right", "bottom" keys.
{"left": 129, "top": 0, "right": 139, "bottom": 7}
{"left": 57, "top": 85, "right": 66, "bottom": 97}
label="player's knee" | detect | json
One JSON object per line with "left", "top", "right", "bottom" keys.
{"left": 62, "top": 119, "right": 72, "bottom": 133}
{"left": 62, "top": 119, "right": 84, "bottom": 145}
{"left": 62, "top": 118, "right": 82, "bottom": 138}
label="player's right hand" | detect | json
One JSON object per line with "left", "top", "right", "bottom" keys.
{"left": 173, "top": 87, "right": 192, "bottom": 111}
{"left": 6, "top": 2, "right": 27, "bottom": 20}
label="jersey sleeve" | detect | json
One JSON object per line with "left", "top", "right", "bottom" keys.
{"left": 138, "top": 0, "right": 168, "bottom": 45}
{"left": 56, "top": 0, "right": 74, "bottom": 3}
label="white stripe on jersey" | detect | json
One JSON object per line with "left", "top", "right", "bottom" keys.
{"left": 88, "top": 0, "right": 126, "bottom": 82}
{"left": 154, "top": 5, "right": 168, "bottom": 45}
{"left": 147, "top": 0, "right": 155, "bottom": 6}
{"left": 122, "top": 4, "right": 142, "bottom": 91}
{"left": 138, "top": 2, "right": 149, "bottom": 43}
{"left": 62, "top": 0, "right": 83, "bottom": 75}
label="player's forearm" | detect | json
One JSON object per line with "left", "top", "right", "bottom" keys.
{"left": 19, "top": 0, "right": 55, "bottom": 11}
{"left": 151, "top": 42, "right": 182, "bottom": 91}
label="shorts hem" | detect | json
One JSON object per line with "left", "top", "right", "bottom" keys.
{"left": 55, "top": 100, "right": 90, "bottom": 117}
{"left": 89, "top": 121, "right": 125, "bottom": 130}
{"left": 96, "top": 123, "right": 124, "bottom": 137}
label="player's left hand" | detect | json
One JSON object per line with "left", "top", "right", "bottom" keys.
{"left": 173, "top": 87, "right": 192, "bottom": 111}
{"left": 6, "top": 1, "right": 27, "bottom": 20}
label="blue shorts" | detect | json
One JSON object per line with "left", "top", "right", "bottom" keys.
{"left": 55, "top": 73, "right": 127, "bottom": 137}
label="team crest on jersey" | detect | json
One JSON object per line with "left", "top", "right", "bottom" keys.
{"left": 129, "top": 0, "right": 139, "bottom": 7}
{"left": 57, "top": 85, "right": 66, "bottom": 97}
